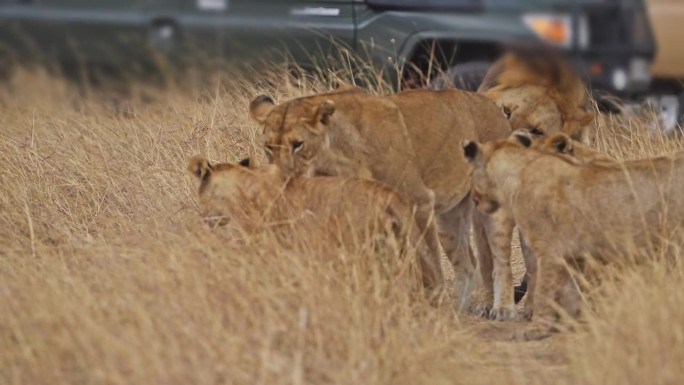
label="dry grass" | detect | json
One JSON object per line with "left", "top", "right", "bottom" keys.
{"left": 1, "top": 68, "right": 683, "bottom": 385}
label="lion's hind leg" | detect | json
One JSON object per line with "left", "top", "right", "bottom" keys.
{"left": 437, "top": 197, "right": 477, "bottom": 313}
{"left": 469, "top": 209, "right": 494, "bottom": 317}
{"left": 519, "top": 250, "right": 573, "bottom": 339}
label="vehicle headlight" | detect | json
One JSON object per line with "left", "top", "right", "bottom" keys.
{"left": 523, "top": 14, "right": 572, "bottom": 48}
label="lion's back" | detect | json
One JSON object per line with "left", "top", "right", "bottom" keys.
{"left": 388, "top": 88, "right": 511, "bottom": 200}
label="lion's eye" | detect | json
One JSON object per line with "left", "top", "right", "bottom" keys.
{"left": 291, "top": 140, "right": 303, "bottom": 152}
{"left": 502, "top": 106, "right": 512, "bottom": 119}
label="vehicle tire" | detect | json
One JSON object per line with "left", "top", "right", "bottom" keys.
{"left": 428, "top": 61, "right": 491, "bottom": 91}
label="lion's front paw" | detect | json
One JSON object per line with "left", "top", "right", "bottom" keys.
{"left": 468, "top": 289, "right": 493, "bottom": 318}
{"left": 489, "top": 306, "right": 518, "bottom": 321}
{"left": 469, "top": 301, "right": 492, "bottom": 318}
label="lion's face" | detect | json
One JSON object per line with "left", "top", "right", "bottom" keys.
{"left": 250, "top": 95, "right": 334, "bottom": 177}
{"left": 187, "top": 155, "right": 284, "bottom": 228}
{"left": 479, "top": 50, "right": 596, "bottom": 142}
{"left": 486, "top": 86, "right": 563, "bottom": 136}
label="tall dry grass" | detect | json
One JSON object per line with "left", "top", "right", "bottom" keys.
{"left": 0, "top": 67, "right": 683, "bottom": 385}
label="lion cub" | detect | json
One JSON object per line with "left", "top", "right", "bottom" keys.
{"left": 187, "top": 156, "right": 435, "bottom": 291}
{"left": 463, "top": 135, "right": 684, "bottom": 338}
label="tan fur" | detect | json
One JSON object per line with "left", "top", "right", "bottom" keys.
{"left": 250, "top": 88, "right": 513, "bottom": 312}
{"left": 479, "top": 50, "right": 595, "bottom": 141}
{"left": 480, "top": 130, "right": 617, "bottom": 322}
{"left": 529, "top": 132, "right": 616, "bottom": 165}
{"left": 187, "top": 156, "right": 437, "bottom": 288}
{"left": 463, "top": 139, "right": 684, "bottom": 337}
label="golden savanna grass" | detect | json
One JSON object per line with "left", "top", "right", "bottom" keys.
{"left": 1, "top": 67, "right": 683, "bottom": 385}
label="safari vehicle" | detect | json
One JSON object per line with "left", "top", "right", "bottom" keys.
{"left": 0, "top": 0, "right": 655, "bottom": 100}
{"left": 645, "top": 0, "right": 684, "bottom": 131}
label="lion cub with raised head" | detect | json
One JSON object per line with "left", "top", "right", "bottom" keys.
{"left": 187, "top": 156, "right": 435, "bottom": 291}
{"left": 463, "top": 136, "right": 684, "bottom": 338}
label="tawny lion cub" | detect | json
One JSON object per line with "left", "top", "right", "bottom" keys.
{"left": 187, "top": 156, "right": 436, "bottom": 291}
{"left": 494, "top": 130, "right": 617, "bottom": 305}
{"left": 462, "top": 136, "right": 684, "bottom": 338}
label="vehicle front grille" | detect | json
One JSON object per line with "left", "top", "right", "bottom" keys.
{"left": 584, "top": 6, "right": 651, "bottom": 49}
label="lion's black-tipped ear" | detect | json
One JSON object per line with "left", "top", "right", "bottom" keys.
{"left": 513, "top": 133, "right": 532, "bottom": 148}
{"left": 249, "top": 95, "right": 275, "bottom": 124}
{"left": 461, "top": 140, "right": 481, "bottom": 163}
{"left": 238, "top": 158, "right": 251, "bottom": 168}
{"left": 550, "top": 134, "right": 573, "bottom": 155}
{"left": 188, "top": 155, "right": 212, "bottom": 180}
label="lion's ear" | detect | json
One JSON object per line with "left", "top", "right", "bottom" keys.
{"left": 249, "top": 95, "right": 275, "bottom": 124}
{"left": 549, "top": 134, "right": 573, "bottom": 155}
{"left": 512, "top": 133, "right": 533, "bottom": 148}
{"left": 315, "top": 100, "right": 335, "bottom": 126}
{"left": 188, "top": 155, "right": 213, "bottom": 180}
{"left": 461, "top": 140, "right": 483, "bottom": 165}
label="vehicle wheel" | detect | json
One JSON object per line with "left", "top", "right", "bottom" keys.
{"left": 428, "top": 61, "right": 491, "bottom": 91}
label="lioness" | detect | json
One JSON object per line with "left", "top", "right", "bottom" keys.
{"left": 187, "top": 156, "right": 435, "bottom": 289}
{"left": 462, "top": 136, "right": 684, "bottom": 337}
{"left": 249, "top": 88, "right": 512, "bottom": 311}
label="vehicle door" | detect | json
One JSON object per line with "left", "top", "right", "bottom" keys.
{"left": 169, "top": 0, "right": 356, "bottom": 69}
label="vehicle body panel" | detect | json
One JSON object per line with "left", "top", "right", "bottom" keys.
{"left": 646, "top": 0, "right": 684, "bottom": 80}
